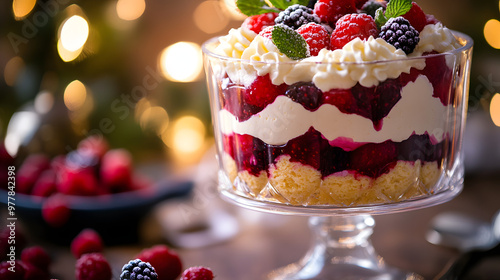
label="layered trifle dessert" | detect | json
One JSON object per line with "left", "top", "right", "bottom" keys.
{"left": 203, "top": 0, "right": 470, "bottom": 206}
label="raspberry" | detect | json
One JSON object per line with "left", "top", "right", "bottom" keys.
{"left": 402, "top": 2, "right": 427, "bottom": 32}
{"left": 120, "top": 259, "right": 158, "bottom": 280}
{"left": 136, "top": 245, "right": 182, "bottom": 280}
{"left": 100, "top": 149, "right": 133, "bottom": 193}
{"left": 258, "top": 25, "right": 273, "bottom": 39}
{"left": 17, "top": 154, "right": 51, "bottom": 194}
{"left": 181, "top": 267, "right": 214, "bottom": 280}
{"left": 285, "top": 82, "right": 323, "bottom": 110}
{"left": 57, "top": 165, "right": 99, "bottom": 196}
{"left": 41, "top": 194, "right": 71, "bottom": 227}
{"left": 297, "top": 22, "right": 329, "bottom": 56}
{"left": 244, "top": 74, "right": 287, "bottom": 109}
{"left": 77, "top": 135, "right": 109, "bottom": 160}
{"left": 75, "top": 253, "right": 112, "bottom": 280}
{"left": 21, "top": 246, "right": 51, "bottom": 271}
{"left": 313, "top": 0, "right": 357, "bottom": 26}
{"left": 275, "top": 4, "right": 320, "bottom": 30}
{"left": 350, "top": 141, "right": 398, "bottom": 177}
{"left": 31, "top": 170, "right": 57, "bottom": 197}
{"left": 379, "top": 17, "right": 419, "bottom": 54}
{"left": 0, "top": 261, "right": 26, "bottom": 280}
{"left": 242, "top": 13, "right": 278, "bottom": 34}
{"left": 71, "top": 229, "right": 104, "bottom": 258}
{"left": 330, "top": 13, "right": 378, "bottom": 50}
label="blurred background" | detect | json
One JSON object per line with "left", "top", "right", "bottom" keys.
{"left": 0, "top": 0, "right": 499, "bottom": 172}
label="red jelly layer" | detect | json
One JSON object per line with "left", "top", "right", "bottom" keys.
{"left": 219, "top": 54, "right": 454, "bottom": 130}
{"left": 223, "top": 128, "right": 445, "bottom": 179}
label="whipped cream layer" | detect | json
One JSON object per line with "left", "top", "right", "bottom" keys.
{"left": 212, "top": 23, "right": 461, "bottom": 91}
{"left": 219, "top": 75, "right": 450, "bottom": 146}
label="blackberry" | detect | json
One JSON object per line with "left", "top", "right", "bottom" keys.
{"left": 121, "top": 259, "right": 158, "bottom": 280}
{"left": 307, "top": 0, "right": 317, "bottom": 8}
{"left": 379, "top": 17, "right": 419, "bottom": 54}
{"left": 361, "top": 0, "right": 387, "bottom": 18}
{"left": 275, "top": 4, "right": 320, "bottom": 30}
{"left": 285, "top": 82, "right": 323, "bottom": 111}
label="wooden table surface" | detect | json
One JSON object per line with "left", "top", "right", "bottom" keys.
{"left": 8, "top": 172, "right": 500, "bottom": 280}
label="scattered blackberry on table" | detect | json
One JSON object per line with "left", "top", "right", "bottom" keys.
{"left": 274, "top": 4, "right": 320, "bottom": 30}
{"left": 120, "top": 259, "right": 158, "bottom": 280}
{"left": 379, "top": 17, "right": 420, "bottom": 54}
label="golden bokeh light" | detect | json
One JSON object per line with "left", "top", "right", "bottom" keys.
{"left": 4, "top": 56, "right": 25, "bottom": 86}
{"left": 135, "top": 97, "right": 151, "bottom": 122}
{"left": 490, "top": 93, "right": 500, "bottom": 127}
{"left": 12, "top": 0, "right": 36, "bottom": 20}
{"left": 159, "top": 42, "right": 203, "bottom": 83}
{"left": 194, "top": 1, "right": 231, "bottom": 34}
{"left": 116, "top": 0, "right": 146, "bottom": 21}
{"left": 221, "top": 0, "right": 246, "bottom": 20}
{"left": 60, "top": 15, "right": 89, "bottom": 52}
{"left": 484, "top": 19, "right": 500, "bottom": 49}
{"left": 57, "top": 39, "right": 84, "bottom": 62}
{"left": 64, "top": 80, "right": 87, "bottom": 111}
{"left": 139, "top": 106, "right": 169, "bottom": 135}
{"left": 162, "top": 115, "right": 206, "bottom": 153}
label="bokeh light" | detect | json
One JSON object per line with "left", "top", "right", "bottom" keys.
{"left": 221, "top": 0, "right": 246, "bottom": 20}
{"left": 60, "top": 15, "right": 89, "bottom": 52}
{"left": 139, "top": 106, "right": 169, "bottom": 135}
{"left": 194, "top": 0, "right": 230, "bottom": 34}
{"left": 484, "top": 19, "right": 500, "bottom": 49}
{"left": 64, "top": 80, "right": 87, "bottom": 111}
{"left": 4, "top": 56, "right": 25, "bottom": 86}
{"left": 490, "top": 93, "right": 500, "bottom": 127}
{"left": 12, "top": 0, "right": 36, "bottom": 20}
{"left": 57, "top": 40, "right": 84, "bottom": 62}
{"left": 159, "top": 42, "right": 203, "bottom": 83}
{"left": 116, "top": 0, "right": 146, "bottom": 21}
{"left": 162, "top": 116, "right": 206, "bottom": 155}
{"left": 34, "top": 91, "right": 54, "bottom": 114}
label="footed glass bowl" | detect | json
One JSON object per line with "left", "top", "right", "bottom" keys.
{"left": 203, "top": 30, "right": 473, "bottom": 279}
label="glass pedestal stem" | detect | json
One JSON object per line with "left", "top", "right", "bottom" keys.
{"left": 268, "top": 215, "right": 420, "bottom": 280}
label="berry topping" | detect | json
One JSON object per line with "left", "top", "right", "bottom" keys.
{"left": 244, "top": 74, "right": 287, "bottom": 108}
{"left": 285, "top": 82, "right": 323, "bottom": 110}
{"left": 258, "top": 25, "right": 274, "bottom": 39}
{"left": 136, "top": 245, "right": 182, "bottom": 280}
{"left": 275, "top": 4, "right": 320, "bottom": 30}
{"left": 361, "top": 0, "right": 387, "bottom": 18}
{"left": 75, "top": 253, "right": 112, "bottom": 280}
{"left": 297, "top": 22, "right": 329, "bottom": 56}
{"left": 181, "top": 266, "right": 214, "bottom": 280}
{"left": 243, "top": 13, "right": 279, "bottom": 34}
{"left": 379, "top": 17, "right": 419, "bottom": 54}
{"left": 21, "top": 246, "right": 51, "bottom": 271}
{"left": 401, "top": 2, "right": 427, "bottom": 32}
{"left": 120, "top": 259, "right": 158, "bottom": 280}
{"left": 313, "top": 0, "right": 357, "bottom": 26}
{"left": 41, "top": 193, "right": 71, "bottom": 227}
{"left": 71, "top": 229, "right": 104, "bottom": 258}
{"left": 330, "top": 13, "right": 379, "bottom": 50}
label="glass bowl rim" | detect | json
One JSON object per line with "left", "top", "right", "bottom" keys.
{"left": 201, "top": 30, "right": 473, "bottom": 66}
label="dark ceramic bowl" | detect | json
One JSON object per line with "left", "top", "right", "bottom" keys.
{"left": 0, "top": 178, "right": 193, "bottom": 245}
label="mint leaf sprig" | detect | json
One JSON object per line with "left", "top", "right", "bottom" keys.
{"left": 374, "top": 0, "right": 413, "bottom": 28}
{"left": 236, "top": 0, "right": 309, "bottom": 16}
{"left": 272, "top": 25, "right": 309, "bottom": 60}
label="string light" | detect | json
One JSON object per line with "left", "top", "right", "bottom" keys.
{"left": 12, "top": 0, "right": 36, "bottom": 20}
{"left": 64, "top": 80, "right": 87, "bottom": 111}
{"left": 194, "top": 0, "right": 230, "bottom": 34}
{"left": 116, "top": 0, "right": 146, "bottom": 21}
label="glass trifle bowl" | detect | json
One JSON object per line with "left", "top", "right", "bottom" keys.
{"left": 202, "top": 27, "right": 473, "bottom": 278}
